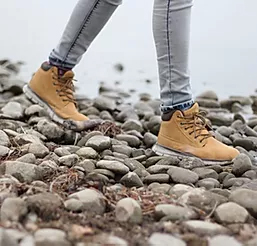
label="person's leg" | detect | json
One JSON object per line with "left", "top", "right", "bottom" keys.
{"left": 152, "top": 0, "right": 239, "bottom": 163}
{"left": 153, "top": 0, "right": 193, "bottom": 111}
{"left": 49, "top": 0, "right": 122, "bottom": 70}
{"left": 24, "top": 0, "right": 122, "bottom": 129}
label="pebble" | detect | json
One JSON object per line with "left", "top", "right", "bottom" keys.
{"left": 196, "top": 178, "right": 220, "bottom": 189}
{"left": 25, "top": 104, "right": 45, "bottom": 117}
{"left": 143, "top": 174, "right": 170, "bottom": 184}
{"left": 147, "top": 165, "right": 171, "bottom": 174}
{"left": 214, "top": 202, "right": 248, "bottom": 224}
{"left": 77, "top": 131, "right": 103, "bottom": 147}
{"left": 64, "top": 199, "right": 83, "bottom": 212}
{"left": 76, "top": 147, "right": 98, "bottom": 159}
{"left": 229, "top": 188, "right": 257, "bottom": 218}
{"left": 116, "top": 134, "right": 141, "bottom": 147}
{"left": 124, "top": 158, "right": 145, "bottom": 171}
{"left": 17, "top": 153, "right": 36, "bottom": 164}
{"left": 193, "top": 168, "right": 219, "bottom": 180}
{"left": 0, "top": 197, "right": 27, "bottom": 222}
{"left": 0, "top": 146, "right": 9, "bottom": 157}
{"left": 168, "top": 167, "right": 199, "bottom": 184}
{"left": 34, "top": 228, "right": 71, "bottom": 246}
{"left": 115, "top": 198, "right": 142, "bottom": 224}
{"left": 246, "top": 236, "right": 257, "bottom": 246}
{"left": 93, "top": 96, "right": 116, "bottom": 111}
{"left": 69, "top": 189, "right": 106, "bottom": 215}
{"left": 96, "top": 160, "right": 129, "bottom": 174}
{"left": 150, "top": 183, "right": 171, "bottom": 193}
{"left": 156, "top": 156, "right": 180, "bottom": 166}
{"left": 179, "top": 188, "right": 227, "bottom": 213}
{"left": 207, "top": 112, "right": 233, "bottom": 126}
{"left": 179, "top": 158, "right": 205, "bottom": 169}
{"left": 77, "top": 160, "right": 95, "bottom": 173}
{"left": 120, "top": 172, "right": 144, "bottom": 188}
{"left": 232, "top": 153, "right": 252, "bottom": 176}
{"left": 241, "top": 179, "right": 257, "bottom": 191}
{"left": 197, "top": 90, "right": 218, "bottom": 101}
{"left": 14, "top": 133, "right": 41, "bottom": 145}
{"left": 27, "top": 142, "right": 49, "bottom": 158}
{"left": 20, "top": 235, "right": 35, "bottom": 246}
{"left": 37, "top": 119, "right": 64, "bottom": 141}
{"left": 148, "top": 233, "right": 186, "bottom": 246}
{"left": 209, "top": 235, "right": 242, "bottom": 246}
{"left": 133, "top": 168, "right": 150, "bottom": 178}
{"left": 26, "top": 193, "right": 63, "bottom": 220}
{"left": 113, "top": 151, "right": 128, "bottom": 159}
{"left": 0, "top": 130, "right": 10, "bottom": 147}
{"left": 169, "top": 184, "right": 194, "bottom": 198}
{"left": 54, "top": 147, "right": 71, "bottom": 157}
{"left": 89, "top": 234, "right": 128, "bottom": 246}
{"left": 2, "top": 101, "right": 23, "bottom": 119}
{"left": 58, "top": 154, "right": 79, "bottom": 167}
{"left": 145, "top": 156, "right": 164, "bottom": 167}
{"left": 234, "top": 138, "right": 257, "bottom": 152}
{"left": 93, "top": 169, "right": 115, "bottom": 179}
{"left": 210, "top": 188, "right": 231, "bottom": 198}
{"left": 112, "top": 145, "right": 132, "bottom": 157}
{"left": 38, "top": 160, "right": 58, "bottom": 177}
{"left": 217, "top": 126, "right": 236, "bottom": 137}
{"left": 2, "top": 161, "right": 41, "bottom": 183}
{"left": 121, "top": 119, "right": 143, "bottom": 133}
{"left": 86, "top": 135, "right": 111, "bottom": 152}
{"left": 183, "top": 220, "right": 229, "bottom": 236}
{"left": 242, "top": 170, "right": 257, "bottom": 179}
{"left": 143, "top": 132, "right": 157, "bottom": 148}
{"left": 147, "top": 116, "right": 161, "bottom": 135}
{"left": 223, "top": 177, "right": 251, "bottom": 189}
{"left": 0, "top": 228, "right": 19, "bottom": 246}
{"left": 155, "top": 204, "right": 198, "bottom": 221}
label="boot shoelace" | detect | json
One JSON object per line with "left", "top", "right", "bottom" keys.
{"left": 178, "top": 111, "right": 212, "bottom": 145}
{"left": 52, "top": 74, "right": 77, "bottom": 106}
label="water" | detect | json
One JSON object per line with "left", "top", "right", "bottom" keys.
{"left": 1, "top": 0, "right": 257, "bottom": 101}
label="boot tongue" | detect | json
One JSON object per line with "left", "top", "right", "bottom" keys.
{"left": 62, "top": 70, "right": 74, "bottom": 79}
{"left": 182, "top": 103, "right": 199, "bottom": 116}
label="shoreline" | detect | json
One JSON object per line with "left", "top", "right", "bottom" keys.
{"left": 0, "top": 60, "right": 257, "bottom": 245}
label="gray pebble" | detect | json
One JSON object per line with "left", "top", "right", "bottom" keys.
{"left": 168, "top": 166, "right": 199, "bottom": 184}
{"left": 214, "top": 202, "right": 248, "bottom": 224}
{"left": 196, "top": 178, "right": 220, "bottom": 189}
{"left": 155, "top": 204, "right": 198, "bottom": 221}
{"left": 69, "top": 189, "right": 106, "bottom": 215}
{"left": 193, "top": 168, "right": 218, "bottom": 180}
{"left": 115, "top": 198, "right": 142, "bottom": 224}
{"left": 120, "top": 172, "right": 143, "bottom": 188}
{"left": 232, "top": 153, "right": 252, "bottom": 176}
{"left": 86, "top": 135, "right": 111, "bottom": 152}
{"left": 96, "top": 160, "right": 129, "bottom": 174}
{"left": 58, "top": 154, "right": 79, "bottom": 167}
{"left": 143, "top": 174, "right": 170, "bottom": 184}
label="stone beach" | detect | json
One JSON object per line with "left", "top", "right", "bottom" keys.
{"left": 0, "top": 59, "right": 257, "bottom": 245}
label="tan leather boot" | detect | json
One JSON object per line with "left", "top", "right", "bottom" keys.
{"left": 23, "top": 62, "right": 88, "bottom": 126}
{"left": 153, "top": 103, "right": 239, "bottom": 164}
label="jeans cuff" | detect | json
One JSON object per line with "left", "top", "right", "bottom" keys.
{"left": 49, "top": 54, "right": 75, "bottom": 70}
{"left": 161, "top": 99, "right": 194, "bottom": 112}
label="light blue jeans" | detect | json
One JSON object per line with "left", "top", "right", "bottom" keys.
{"left": 49, "top": 0, "right": 194, "bottom": 111}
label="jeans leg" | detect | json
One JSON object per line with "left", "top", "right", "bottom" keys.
{"left": 49, "top": 0, "right": 122, "bottom": 69}
{"left": 153, "top": 0, "right": 194, "bottom": 111}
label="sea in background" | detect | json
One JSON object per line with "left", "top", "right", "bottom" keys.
{"left": 1, "top": 0, "right": 257, "bottom": 101}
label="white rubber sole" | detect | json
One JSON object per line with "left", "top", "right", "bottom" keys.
{"left": 23, "top": 84, "right": 66, "bottom": 125}
{"left": 152, "top": 143, "right": 233, "bottom": 166}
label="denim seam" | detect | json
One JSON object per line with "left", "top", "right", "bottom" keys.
{"left": 62, "top": 0, "right": 101, "bottom": 65}
{"left": 166, "top": 0, "right": 172, "bottom": 103}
